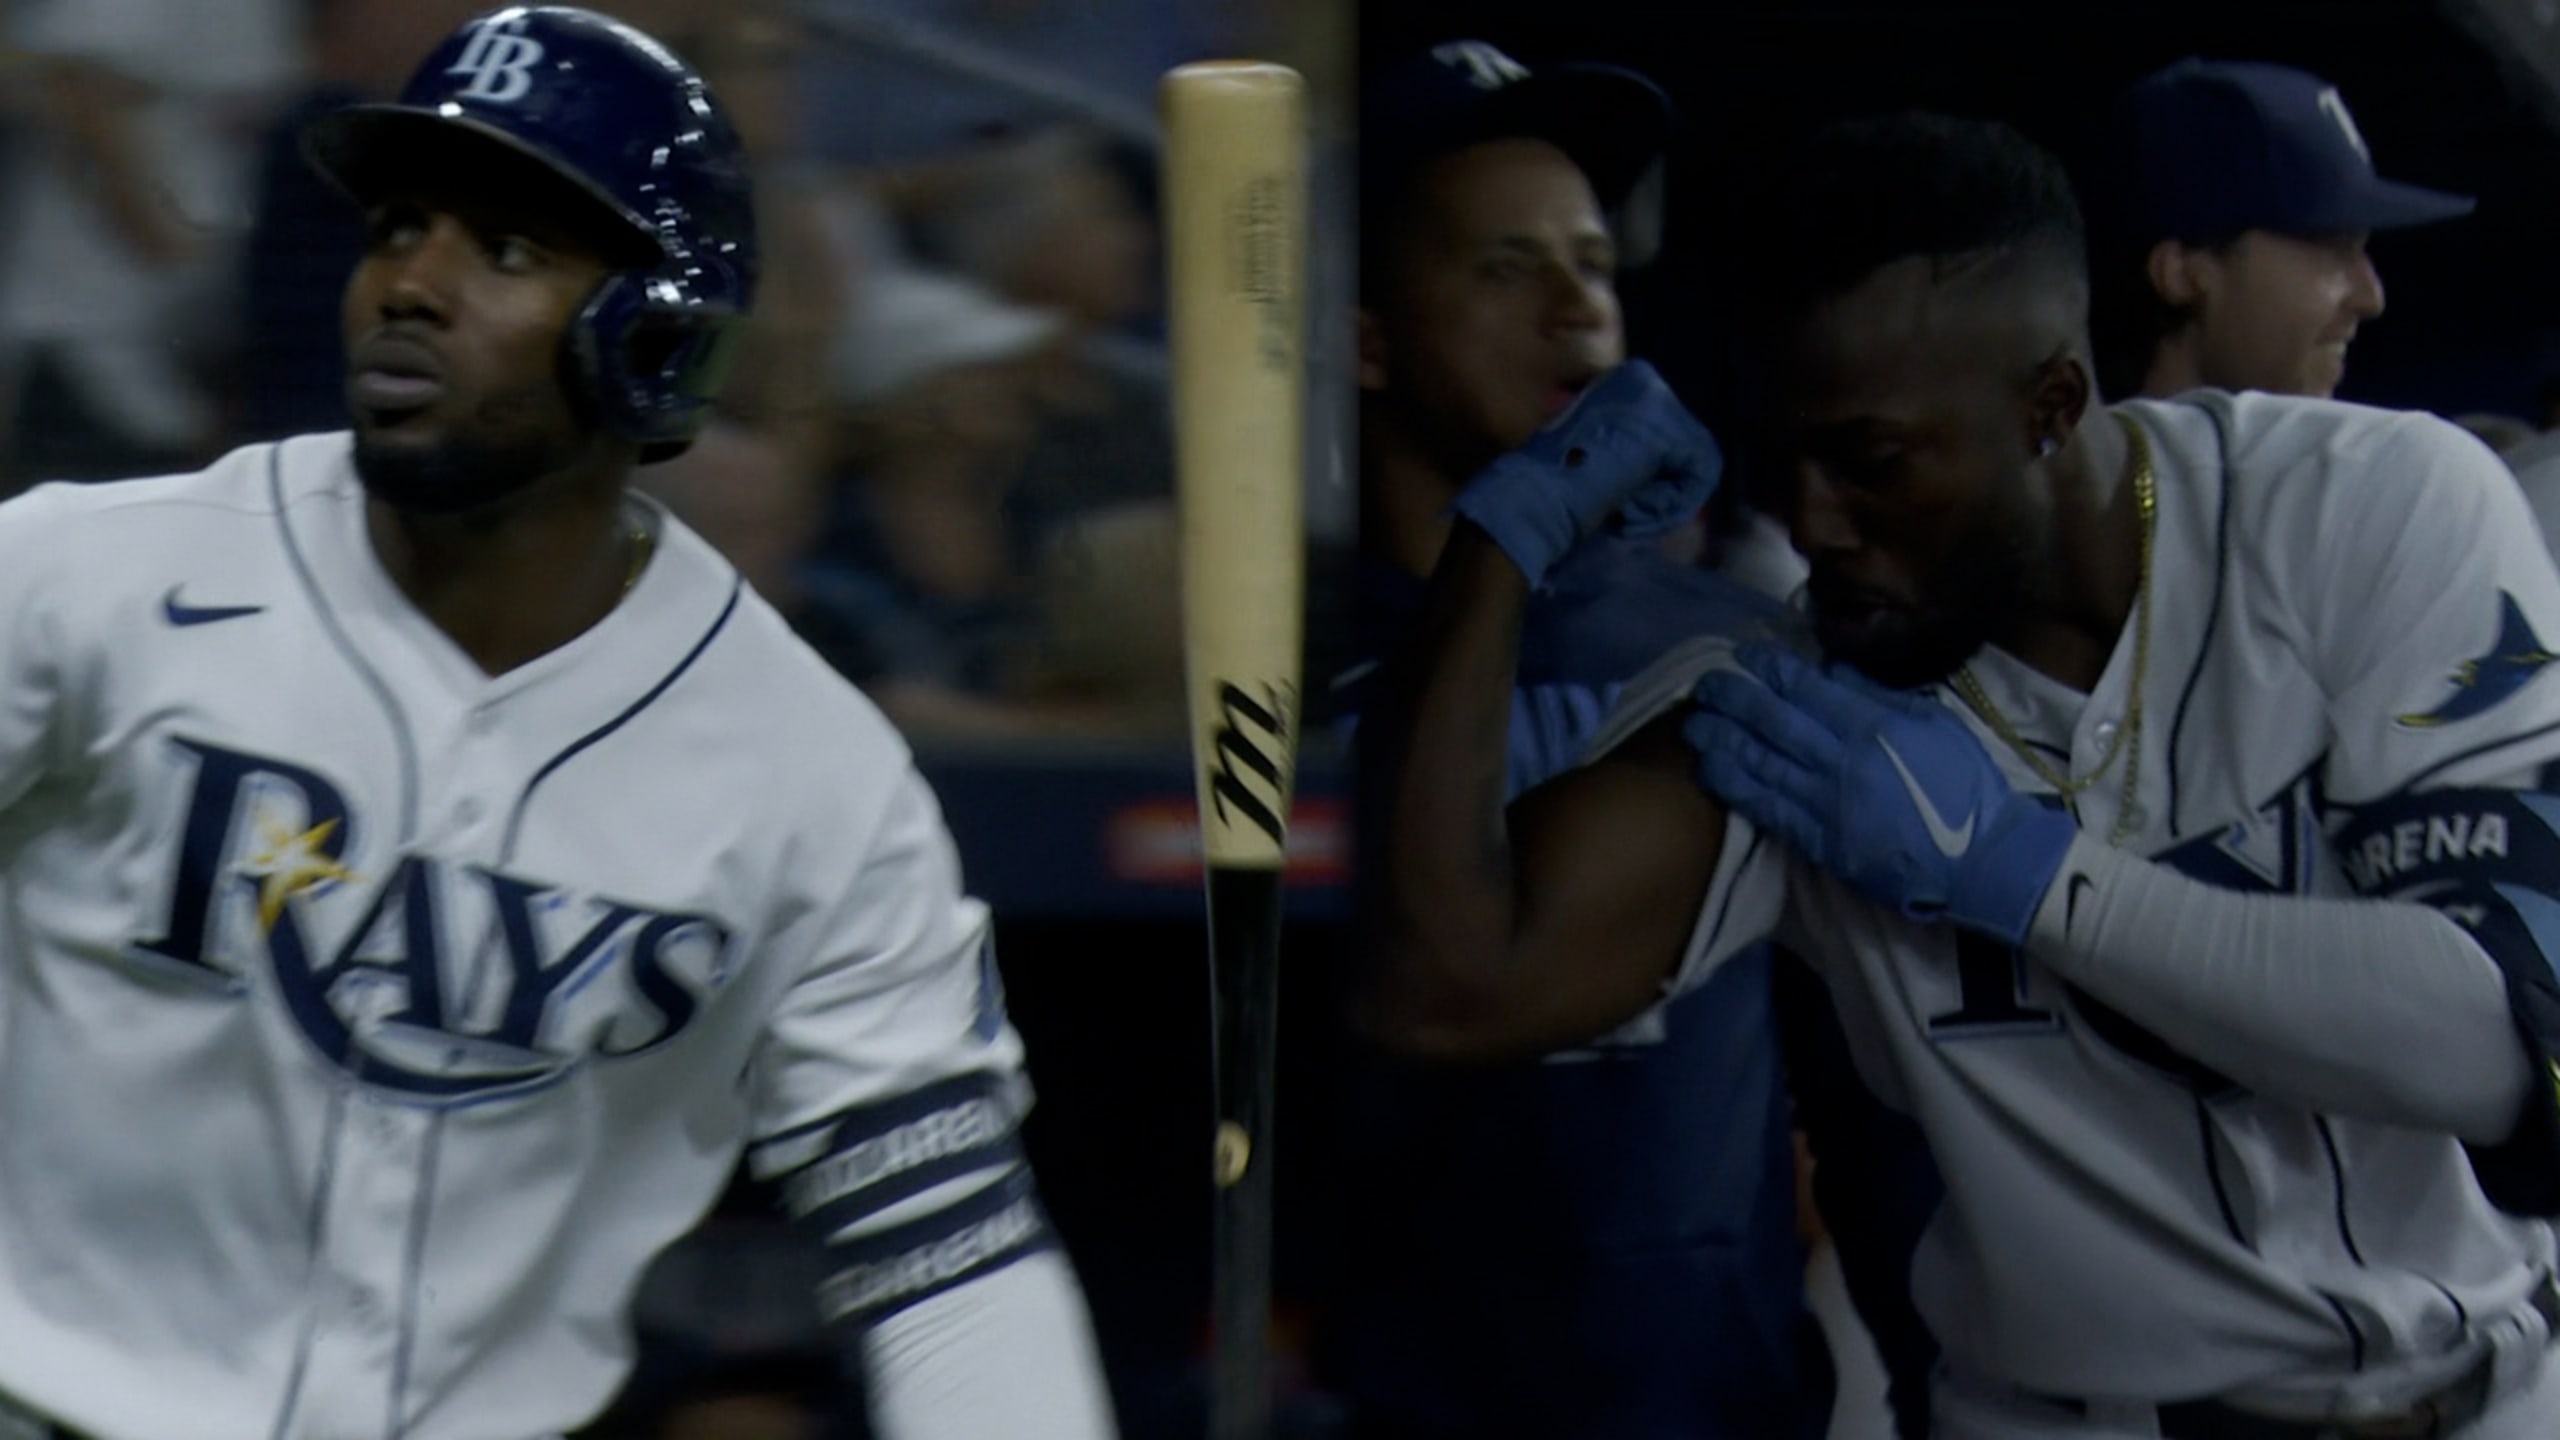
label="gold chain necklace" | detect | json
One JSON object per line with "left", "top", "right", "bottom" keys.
{"left": 622, "top": 521, "right": 654, "bottom": 596}
{"left": 1947, "top": 412, "right": 2157, "bottom": 846}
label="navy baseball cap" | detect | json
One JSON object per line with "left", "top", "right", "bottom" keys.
{"left": 1361, "top": 39, "right": 1673, "bottom": 263}
{"left": 2103, "top": 58, "right": 2474, "bottom": 244}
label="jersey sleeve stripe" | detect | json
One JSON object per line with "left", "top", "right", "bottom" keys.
{"left": 2332, "top": 787, "right": 2560, "bottom": 1214}
{"left": 751, "top": 1070, "right": 1030, "bottom": 1229}
{"left": 749, "top": 1067, "right": 1029, "bottom": 1159}
{"left": 805, "top": 1149, "right": 1029, "bottom": 1245}
{"left": 500, "top": 577, "right": 743, "bottom": 863}
{"left": 811, "top": 1166, "right": 1058, "bottom": 1329}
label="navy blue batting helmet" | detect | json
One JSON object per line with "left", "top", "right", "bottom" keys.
{"left": 302, "top": 5, "right": 759, "bottom": 463}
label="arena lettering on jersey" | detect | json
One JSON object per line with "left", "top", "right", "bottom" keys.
{"left": 2343, "top": 812, "right": 2511, "bottom": 892}
{"left": 812, "top": 1169, "right": 1054, "bottom": 1327}
{"left": 782, "top": 1091, "right": 1016, "bottom": 1221}
{"left": 2333, "top": 788, "right": 2560, "bottom": 898}
{"left": 819, "top": 1197, "right": 1043, "bottom": 1321}
{"left": 129, "top": 737, "right": 736, "bottom": 1099}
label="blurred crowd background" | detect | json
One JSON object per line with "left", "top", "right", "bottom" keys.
{"left": 19, "top": 0, "right": 2560, "bottom": 1437}
{"left": 0, "top": 0, "right": 1355, "bottom": 747}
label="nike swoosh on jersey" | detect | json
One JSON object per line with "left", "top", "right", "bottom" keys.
{"left": 1878, "top": 735, "right": 1974, "bottom": 857}
{"left": 162, "top": 587, "right": 266, "bottom": 627}
{"left": 2066, "top": 872, "right": 2096, "bottom": 934}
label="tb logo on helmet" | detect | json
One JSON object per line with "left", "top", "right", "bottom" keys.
{"left": 448, "top": 14, "right": 547, "bottom": 104}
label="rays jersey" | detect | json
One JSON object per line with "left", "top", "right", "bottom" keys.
{"left": 0, "top": 435, "right": 1091, "bottom": 1439}
{"left": 1589, "top": 392, "right": 2560, "bottom": 1411}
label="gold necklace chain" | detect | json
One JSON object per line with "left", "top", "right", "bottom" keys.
{"left": 623, "top": 520, "right": 654, "bottom": 596}
{"left": 1947, "top": 412, "right": 2157, "bottom": 846}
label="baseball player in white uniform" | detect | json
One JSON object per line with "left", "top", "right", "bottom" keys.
{"left": 0, "top": 8, "right": 1117, "bottom": 1439}
{"left": 1361, "top": 111, "right": 2560, "bottom": 1438}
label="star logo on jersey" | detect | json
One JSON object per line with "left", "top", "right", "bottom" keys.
{"left": 2396, "top": 592, "right": 2559, "bottom": 729}
{"left": 242, "top": 816, "right": 361, "bottom": 930}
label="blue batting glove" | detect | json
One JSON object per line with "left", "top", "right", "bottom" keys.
{"left": 1680, "top": 643, "right": 2076, "bottom": 946}
{"left": 1448, "top": 360, "right": 1722, "bottom": 589}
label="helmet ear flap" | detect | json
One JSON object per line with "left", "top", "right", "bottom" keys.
{"left": 567, "top": 269, "right": 749, "bottom": 461}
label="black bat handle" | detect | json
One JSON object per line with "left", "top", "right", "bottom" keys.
{"left": 1207, "top": 864, "right": 1283, "bottom": 1440}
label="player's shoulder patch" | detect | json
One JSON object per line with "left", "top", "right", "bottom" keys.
{"left": 2395, "top": 589, "right": 2560, "bottom": 731}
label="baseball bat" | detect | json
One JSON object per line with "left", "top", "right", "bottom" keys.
{"left": 1160, "top": 59, "right": 1307, "bottom": 1440}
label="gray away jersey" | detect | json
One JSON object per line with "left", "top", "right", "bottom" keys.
{"left": 0, "top": 436, "right": 1105, "bottom": 1439}
{"left": 1588, "top": 393, "right": 2560, "bottom": 1409}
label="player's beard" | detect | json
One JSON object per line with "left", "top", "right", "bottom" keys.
{"left": 351, "top": 393, "right": 584, "bottom": 517}
{"left": 1814, "top": 486, "right": 2040, "bottom": 691}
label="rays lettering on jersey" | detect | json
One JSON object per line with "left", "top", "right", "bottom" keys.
{"left": 130, "top": 738, "right": 735, "bottom": 1100}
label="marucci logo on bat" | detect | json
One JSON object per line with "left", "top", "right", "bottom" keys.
{"left": 1228, "top": 176, "right": 1294, "bottom": 371}
{"left": 1207, "top": 680, "right": 1297, "bottom": 848}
